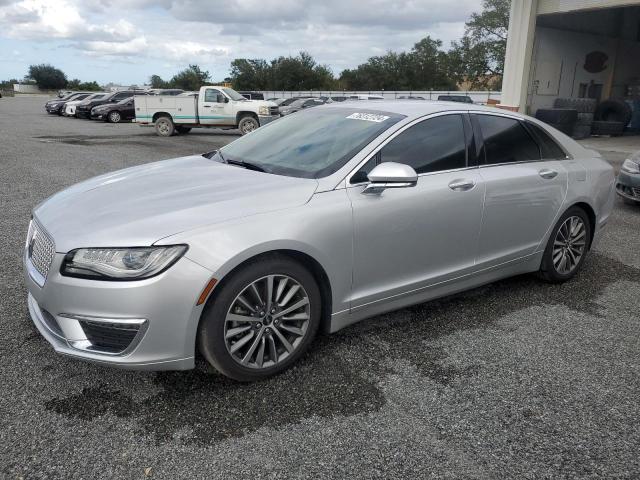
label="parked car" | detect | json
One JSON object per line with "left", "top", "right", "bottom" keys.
{"left": 239, "top": 91, "right": 265, "bottom": 100}
{"left": 348, "top": 94, "right": 385, "bottom": 100}
{"left": 279, "top": 98, "right": 326, "bottom": 116}
{"left": 278, "top": 96, "right": 314, "bottom": 107}
{"left": 90, "top": 96, "right": 135, "bottom": 123}
{"left": 45, "top": 92, "right": 92, "bottom": 114}
{"left": 615, "top": 150, "right": 640, "bottom": 204}
{"left": 330, "top": 96, "right": 349, "bottom": 102}
{"left": 24, "top": 102, "right": 614, "bottom": 381}
{"left": 147, "top": 89, "right": 184, "bottom": 96}
{"left": 57, "top": 90, "right": 74, "bottom": 98}
{"left": 437, "top": 95, "right": 474, "bottom": 104}
{"left": 75, "top": 90, "right": 146, "bottom": 118}
{"left": 397, "top": 96, "right": 425, "bottom": 100}
{"left": 63, "top": 93, "right": 107, "bottom": 117}
{"left": 135, "top": 86, "right": 278, "bottom": 136}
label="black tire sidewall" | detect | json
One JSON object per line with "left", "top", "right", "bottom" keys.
{"left": 238, "top": 116, "right": 259, "bottom": 134}
{"left": 198, "top": 256, "right": 321, "bottom": 381}
{"left": 155, "top": 116, "right": 174, "bottom": 136}
{"left": 540, "top": 207, "right": 591, "bottom": 282}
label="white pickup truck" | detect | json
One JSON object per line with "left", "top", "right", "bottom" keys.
{"left": 135, "top": 86, "right": 279, "bottom": 136}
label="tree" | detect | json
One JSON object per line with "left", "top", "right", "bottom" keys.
{"left": 67, "top": 79, "right": 101, "bottom": 91}
{"left": 149, "top": 74, "right": 168, "bottom": 89}
{"left": 169, "top": 64, "right": 211, "bottom": 91}
{"left": 27, "top": 64, "right": 67, "bottom": 90}
{"left": 449, "top": 0, "right": 510, "bottom": 89}
{"left": 229, "top": 59, "right": 270, "bottom": 90}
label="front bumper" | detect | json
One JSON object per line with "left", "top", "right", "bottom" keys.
{"left": 91, "top": 111, "right": 106, "bottom": 120}
{"left": 45, "top": 105, "right": 62, "bottom": 113}
{"left": 258, "top": 114, "right": 279, "bottom": 126}
{"left": 615, "top": 169, "right": 640, "bottom": 203}
{"left": 24, "top": 250, "right": 213, "bottom": 370}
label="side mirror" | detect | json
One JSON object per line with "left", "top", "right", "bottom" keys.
{"left": 362, "top": 162, "right": 417, "bottom": 195}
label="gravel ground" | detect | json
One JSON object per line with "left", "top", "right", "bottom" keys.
{"left": 1, "top": 96, "right": 639, "bottom": 479}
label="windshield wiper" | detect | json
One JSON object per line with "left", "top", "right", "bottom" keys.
{"left": 225, "top": 158, "right": 269, "bottom": 173}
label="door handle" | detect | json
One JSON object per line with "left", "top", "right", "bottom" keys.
{"left": 539, "top": 169, "right": 558, "bottom": 179}
{"left": 448, "top": 179, "right": 476, "bottom": 191}
{"left": 203, "top": 104, "right": 211, "bottom": 107}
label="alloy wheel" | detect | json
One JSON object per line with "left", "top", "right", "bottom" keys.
{"left": 552, "top": 216, "right": 587, "bottom": 274}
{"left": 109, "top": 111, "right": 121, "bottom": 123}
{"left": 240, "top": 119, "right": 257, "bottom": 134}
{"left": 224, "top": 274, "right": 310, "bottom": 369}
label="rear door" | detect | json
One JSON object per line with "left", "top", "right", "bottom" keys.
{"left": 199, "top": 88, "right": 234, "bottom": 126}
{"left": 472, "top": 113, "right": 568, "bottom": 268}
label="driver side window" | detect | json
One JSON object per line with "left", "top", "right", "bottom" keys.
{"left": 204, "top": 89, "right": 225, "bottom": 103}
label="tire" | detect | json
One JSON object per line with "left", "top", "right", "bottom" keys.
{"left": 553, "top": 98, "right": 597, "bottom": 113}
{"left": 175, "top": 126, "right": 192, "bottom": 134}
{"left": 547, "top": 122, "right": 574, "bottom": 136}
{"left": 154, "top": 115, "right": 175, "bottom": 137}
{"left": 594, "top": 99, "right": 632, "bottom": 126}
{"left": 198, "top": 255, "right": 322, "bottom": 381}
{"left": 107, "top": 111, "right": 122, "bottom": 123}
{"left": 576, "top": 113, "right": 594, "bottom": 126}
{"left": 238, "top": 115, "right": 259, "bottom": 135}
{"left": 571, "top": 124, "right": 592, "bottom": 140}
{"left": 592, "top": 120, "right": 625, "bottom": 136}
{"left": 538, "top": 207, "right": 591, "bottom": 283}
{"left": 535, "top": 108, "right": 578, "bottom": 125}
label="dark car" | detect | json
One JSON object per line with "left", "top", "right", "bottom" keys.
{"left": 277, "top": 96, "right": 314, "bottom": 107}
{"left": 279, "top": 98, "right": 326, "bottom": 116}
{"left": 44, "top": 92, "right": 92, "bottom": 114}
{"left": 90, "top": 96, "right": 135, "bottom": 123}
{"left": 75, "top": 90, "right": 146, "bottom": 118}
{"left": 239, "top": 91, "right": 264, "bottom": 100}
{"left": 615, "top": 151, "right": 640, "bottom": 205}
{"left": 397, "top": 96, "right": 425, "bottom": 100}
{"left": 437, "top": 95, "right": 474, "bottom": 104}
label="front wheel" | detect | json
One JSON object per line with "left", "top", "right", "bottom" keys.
{"left": 198, "top": 256, "right": 321, "bottom": 381}
{"left": 154, "top": 116, "right": 175, "bottom": 136}
{"left": 538, "top": 207, "right": 591, "bottom": 283}
{"left": 238, "top": 115, "right": 259, "bottom": 135}
{"left": 107, "top": 111, "right": 122, "bottom": 123}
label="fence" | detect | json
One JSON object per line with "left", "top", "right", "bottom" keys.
{"left": 259, "top": 90, "right": 501, "bottom": 105}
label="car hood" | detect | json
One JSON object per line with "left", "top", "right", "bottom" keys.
{"left": 34, "top": 155, "right": 318, "bottom": 253}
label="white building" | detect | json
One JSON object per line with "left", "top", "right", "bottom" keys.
{"left": 500, "top": 0, "right": 640, "bottom": 114}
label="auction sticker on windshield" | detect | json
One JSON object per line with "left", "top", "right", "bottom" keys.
{"left": 346, "top": 112, "right": 390, "bottom": 122}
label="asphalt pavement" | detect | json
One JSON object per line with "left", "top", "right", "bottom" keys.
{"left": 1, "top": 96, "right": 639, "bottom": 479}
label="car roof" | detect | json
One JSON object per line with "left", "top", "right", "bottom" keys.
{"left": 319, "top": 100, "right": 515, "bottom": 120}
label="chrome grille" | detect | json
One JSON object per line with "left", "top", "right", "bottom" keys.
{"left": 633, "top": 187, "right": 640, "bottom": 197}
{"left": 269, "top": 106, "right": 279, "bottom": 115}
{"left": 27, "top": 220, "right": 55, "bottom": 282}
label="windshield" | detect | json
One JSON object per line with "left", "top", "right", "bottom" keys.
{"left": 218, "top": 107, "right": 404, "bottom": 179}
{"left": 222, "top": 87, "right": 247, "bottom": 101}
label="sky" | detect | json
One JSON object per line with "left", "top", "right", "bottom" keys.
{"left": 0, "top": 0, "right": 483, "bottom": 85}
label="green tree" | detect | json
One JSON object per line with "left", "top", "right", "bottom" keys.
{"left": 169, "top": 64, "right": 211, "bottom": 91}
{"left": 229, "top": 59, "right": 270, "bottom": 90}
{"left": 449, "top": 0, "right": 510, "bottom": 89}
{"left": 149, "top": 74, "right": 168, "bottom": 89}
{"left": 27, "top": 64, "right": 67, "bottom": 90}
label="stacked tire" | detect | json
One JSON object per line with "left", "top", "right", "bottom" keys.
{"left": 592, "top": 99, "right": 631, "bottom": 137}
{"left": 535, "top": 108, "right": 578, "bottom": 137}
{"left": 554, "top": 98, "right": 597, "bottom": 139}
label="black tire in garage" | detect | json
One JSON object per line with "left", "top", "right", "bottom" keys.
{"left": 591, "top": 120, "right": 625, "bottom": 136}
{"left": 571, "top": 125, "right": 592, "bottom": 140}
{"left": 535, "top": 108, "right": 578, "bottom": 125}
{"left": 594, "top": 99, "right": 632, "bottom": 126}
{"left": 553, "top": 97, "right": 597, "bottom": 113}
{"left": 545, "top": 122, "right": 574, "bottom": 136}
{"left": 576, "top": 113, "right": 594, "bottom": 126}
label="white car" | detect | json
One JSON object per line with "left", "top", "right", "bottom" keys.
{"left": 63, "top": 93, "right": 107, "bottom": 117}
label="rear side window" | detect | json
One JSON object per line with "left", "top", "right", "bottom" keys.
{"left": 525, "top": 122, "right": 567, "bottom": 159}
{"left": 379, "top": 114, "right": 467, "bottom": 174}
{"left": 476, "top": 115, "right": 540, "bottom": 165}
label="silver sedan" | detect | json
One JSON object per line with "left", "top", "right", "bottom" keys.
{"left": 24, "top": 102, "right": 615, "bottom": 381}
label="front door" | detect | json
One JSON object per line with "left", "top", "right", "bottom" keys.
{"left": 347, "top": 113, "right": 485, "bottom": 309}
{"left": 200, "top": 88, "right": 234, "bottom": 126}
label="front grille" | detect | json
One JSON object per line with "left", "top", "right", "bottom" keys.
{"left": 79, "top": 320, "right": 142, "bottom": 354}
{"left": 269, "top": 106, "right": 279, "bottom": 115}
{"left": 26, "top": 220, "right": 55, "bottom": 282}
{"left": 633, "top": 187, "right": 640, "bottom": 197}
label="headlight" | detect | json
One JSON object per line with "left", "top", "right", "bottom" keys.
{"left": 622, "top": 158, "right": 640, "bottom": 174}
{"left": 258, "top": 106, "right": 269, "bottom": 115}
{"left": 61, "top": 245, "right": 187, "bottom": 280}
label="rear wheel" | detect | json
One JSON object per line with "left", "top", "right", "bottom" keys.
{"left": 154, "top": 115, "right": 174, "bottom": 136}
{"left": 538, "top": 207, "right": 591, "bottom": 283}
{"left": 107, "top": 111, "right": 122, "bottom": 123}
{"left": 198, "top": 256, "right": 321, "bottom": 381}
